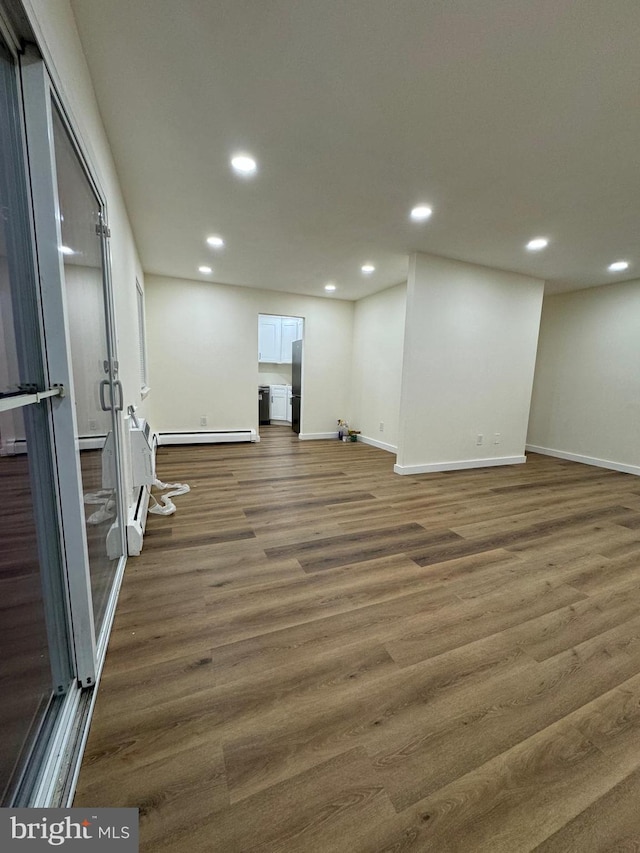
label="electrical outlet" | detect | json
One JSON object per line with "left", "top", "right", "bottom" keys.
{"left": 88, "top": 419, "right": 97, "bottom": 431}
{"left": 200, "top": 416, "right": 207, "bottom": 427}
{"left": 476, "top": 434, "right": 483, "bottom": 446}
{"left": 379, "top": 421, "right": 384, "bottom": 432}
{"left": 494, "top": 432, "right": 502, "bottom": 444}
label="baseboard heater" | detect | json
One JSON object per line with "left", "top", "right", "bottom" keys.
{"left": 157, "top": 429, "right": 257, "bottom": 446}
{"left": 128, "top": 478, "right": 152, "bottom": 556}
{"left": 127, "top": 417, "right": 157, "bottom": 556}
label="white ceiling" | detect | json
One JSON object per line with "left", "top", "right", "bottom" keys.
{"left": 69, "top": 0, "right": 640, "bottom": 300}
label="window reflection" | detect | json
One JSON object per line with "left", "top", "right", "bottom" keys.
{"left": 52, "top": 106, "right": 121, "bottom": 633}
{"left": 0, "top": 409, "right": 52, "bottom": 803}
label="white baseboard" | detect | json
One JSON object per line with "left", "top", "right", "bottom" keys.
{"left": 526, "top": 444, "right": 640, "bottom": 476}
{"left": 298, "top": 432, "right": 339, "bottom": 441}
{"left": 158, "top": 429, "right": 257, "bottom": 445}
{"left": 357, "top": 434, "right": 397, "bottom": 454}
{"left": 78, "top": 435, "right": 107, "bottom": 450}
{"left": 394, "top": 455, "right": 526, "bottom": 475}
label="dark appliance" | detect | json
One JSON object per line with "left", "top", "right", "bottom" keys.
{"left": 258, "top": 385, "right": 270, "bottom": 425}
{"left": 291, "top": 339, "right": 302, "bottom": 434}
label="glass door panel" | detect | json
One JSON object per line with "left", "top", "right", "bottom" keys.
{"left": 0, "top": 33, "right": 71, "bottom": 805}
{"left": 51, "top": 106, "right": 123, "bottom": 636}
{"left": 0, "top": 409, "right": 54, "bottom": 803}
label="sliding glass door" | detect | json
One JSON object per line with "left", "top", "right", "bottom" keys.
{"left": 0, "top": 23, "right": 126, "bottom": 805}
{"left": 0, "top": 31, "right": 72, "bottom": 806}
{"left": 51, "top": 104, "right": 124, "bottom": 636}
{"left": 21, "top": 49, "right": 126, "bottom": 663}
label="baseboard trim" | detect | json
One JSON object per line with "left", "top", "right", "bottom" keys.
{"left": 357, "top": 434, "right": 397, "bottom": 454}
{"left": 0, "top": 439, "right": 17, "bottom": 455}
{"left": 298, "top": 432, "right": 339, "bottom": 441}
{"left": 158, "top": 429, "right": 257, "bottom": 445}
{"left": 77, "top": 435, "right": 107, "bottom": 450}
{"left": 525, "top": 445, "right": 640, "bottom": 476}
{"left": 393, "top": 455, "right": 526, "bottom": 475}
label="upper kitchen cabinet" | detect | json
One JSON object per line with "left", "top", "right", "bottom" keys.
{"left": 280, "top": 317, "right": 304, "bottom": 363}
{"left": 258, "top": 314, "right": 281, "bottom": 362}
{"left": 258, "top": 314, "right": 303, "bottom": 363}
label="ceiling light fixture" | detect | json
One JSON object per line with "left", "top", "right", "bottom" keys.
{"left": 410, "top": 205, "right": 432, "bottom": 222}
{"left": 608, "top": 260, "right": 629, "bottom": 272}
{"left": 526, "top": 237, "right": 549, "bottom": 251}
{"left": 361, "top": 264, "right": 375, "bottom": 274}
{"left": 231, "top": 153, "right": 257, "bottom": 176}
{"left": 59, "top": 245, "right": 75, "bottom": 255}
{"left": 198, "top": 265, "right": 212, "bottom": 274}
{"left": 206, "top": 234, "right": 225, "bottom": 249}
{"left": 324, "top": 283, "right": 336, "bottom": 292}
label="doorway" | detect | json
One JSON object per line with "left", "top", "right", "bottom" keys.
{"left": 257, "top": 313, "right": 304, "bottom": 434}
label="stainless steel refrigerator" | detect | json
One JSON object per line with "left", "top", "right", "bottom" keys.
{"left": 291, "top": 339, "right": 302, "bottom": 434}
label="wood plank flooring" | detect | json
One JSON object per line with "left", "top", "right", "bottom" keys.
{"left": 74, "top": 426, "right": 640, "bottom": 851}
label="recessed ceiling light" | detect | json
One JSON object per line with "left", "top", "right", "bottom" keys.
{"left": 608, "top": 260, "right": 629, "bottom": 272}
{"left": 410, "top": 205, "right": 432, "bottom": 222}
{"left": 59, "top": 245, "right": 75, "bottom": 255}
{"left": 324, "top": 283, "right": 337, "bottom": 292}
{"left": 198, "top": 265, "right": 212, "bottom": 274}
{"left": 526, "top": 237, "right": 549, "bottom": 251}
{"left": 206, "top": 234, "right": 225, "bottom": 249}
{"left": 361, "top": 264, "right": 375, "bottom": 274}
{"left": 231, "top": 153, "right": 257, "bottom": 176}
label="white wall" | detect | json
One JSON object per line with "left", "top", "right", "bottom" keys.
{"left": 528, "top": 280, "right": 640, "bottom": 474}
{"left": 258, "top": 365, "right": 292, "bottom": 385}
{"left": 396, "top": 252, "right": 544, "bottom": 474}
{"left": 350, "top": 283, "right": 406, "bottom": 452}
{"left": 144, "top": 275, "right": 353, "bottom": 438}
{"left": 23, "top": 0, "right": 145, "bottom": 502}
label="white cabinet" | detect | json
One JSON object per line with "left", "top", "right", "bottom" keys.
{"left": 258, "top": 314, "right": 303, "bottom": 363}
{"left": 258, "top": 315, "right": 281, "bottom": 363}
{"left": 270, "top": 385, "right": 288, "bottom": 421}
{"left": 280, "top": 317, "right": 303, "bottom": 364}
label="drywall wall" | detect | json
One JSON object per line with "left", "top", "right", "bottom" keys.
{"left": 144, "top": 275, "right": 353, "bottom": 438}
{"left": 23, "top": 0, "right": 145, "bottom": 500}
{"left": 396, "top": 252, "right": 544, "bottom": 473}
{"left": 527, "top": 280, "right": 640, "bottom": 474}
{"left": 258, "top": 365, "right": 293, "bottom": 385}
{"left": 350, "top": 283, "right": 406, "bottom": 452}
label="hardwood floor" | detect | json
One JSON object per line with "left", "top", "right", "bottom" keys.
{"left": 74, "top": 426, "right": 640, "bottom": 851}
